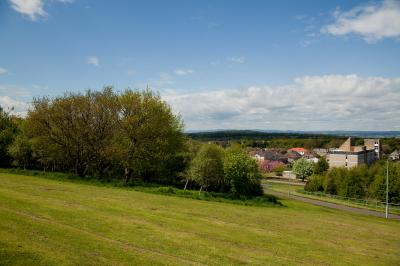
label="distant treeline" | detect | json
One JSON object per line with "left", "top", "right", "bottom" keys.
{"left": 187, "top": 130, "right": 336, "bottom": 140}
{"left": 187, "top": 130, "right": 400, "bottom": 153}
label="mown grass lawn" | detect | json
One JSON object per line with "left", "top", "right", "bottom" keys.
{"left": 0, "top": 173, "right": 399, "bottom": 265}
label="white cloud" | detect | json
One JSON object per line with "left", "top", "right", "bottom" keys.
{"left": 226, "top": 56, "right": 245, "bottom": 64}
{"left": 0, "top": 96, "right": 29, "bottom": 116}
{"left": 174, "top": 69, "right": 194, "bottom": 76}
{"left": 10, "top": 0, "right": 72, "bottom": 21}
{"left": 322, "top": 0, "right": 400, "bottom": 42}
{"left": 163, "top": 75, "right": 400, "bottom": 131}
{"left": 87, "top": 56, "right": 100, "bottom": 67}
{"left": 10, "top": 0, "right": 47, "bottom": 21}
{"left": 0, "top": 68, "right": 8, "bottom": 75}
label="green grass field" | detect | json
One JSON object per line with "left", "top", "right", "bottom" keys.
{"left": 1, "top": 173, "right": 399, "bottom": 265}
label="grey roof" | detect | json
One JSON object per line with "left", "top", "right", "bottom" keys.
{"left": 390, "top": 150, "right": 400, "bottom": 156}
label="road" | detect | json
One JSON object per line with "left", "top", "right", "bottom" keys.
{"left": 264, "top": 189, "right": 400, "bottom": 221}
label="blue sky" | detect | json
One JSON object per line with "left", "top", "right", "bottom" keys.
{"left": 1, "top": 0, "right": 400, "bottom": 131}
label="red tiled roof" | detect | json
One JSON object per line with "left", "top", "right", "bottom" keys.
{"left": 288, "top": 148, "right": 308, "bottom": 153}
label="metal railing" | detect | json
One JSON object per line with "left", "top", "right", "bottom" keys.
{"left": 298, "top": 190, "right": 400, "bottom": 212}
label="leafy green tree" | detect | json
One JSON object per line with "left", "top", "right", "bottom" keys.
{"left": 182, "top": 139, "right": 202, "bottom": 190}
{"left": 313, "top": 157, "right": 329, "bottom": 175}
{"left": 336, "top": 168, "right": 365, "bottom": 198}
{"left": 223, "top": 148, "right": 263, "bottom": 197}
{"left": 324, "top": 169, "right": 338, "bottom": 194}
{"left": 292, "top": 158, "right": 314, "bottom": 181}
{"left": 26, "top": 88, "right": 119, "bottom": 177}
{"left": 274, "top": 164, "right": 286, "bottom": 176}
{"left": 189, "top": 144, "right": 225, "bottom": 194}
{"left": 0, "top": 106, "right": 18, "bottom": 167}
{"left": 8, "top": 134, "right": 33, "bottom": 170}
{"left": 371, "top": 162, "right": 400, "bottom": 203}
{"left": 116, "top": 89, "right": 185, "bottom": 183}
{"left": 304, "top": 175, "right": 324, "bottom": 192}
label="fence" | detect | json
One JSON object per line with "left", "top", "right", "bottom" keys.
{"left": 298, "top": 190, "right": 400, "bottom": 212}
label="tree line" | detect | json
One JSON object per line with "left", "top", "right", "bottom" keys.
{"left": 0, "top": 88, "right": 263, "bottom": 197}
{"left": 305, "top": 160, "right": 400, "bottom": 203}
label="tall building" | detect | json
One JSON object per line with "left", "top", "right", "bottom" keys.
{"left": 327, "top": 137, "right": 380, "bottom": 169}
{"left": 364, "top": 139, "right": 381, "bottom": 159}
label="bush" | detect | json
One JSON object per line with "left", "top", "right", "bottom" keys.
{"left": 157, "top": 187, "right": 176, "bottom": 194}
{"left": 189, "top": 144, "right": 226, "bottom": 192}
{"left": 273, "top": 164, "right": 286, "bottom": 176}
{"left": 323, "top": 167, "right": 348, "bottom": 195}
{"left": 371, "top": 162, "right": 400, "bottom": 203}
{"left": 224, "top": 148, "right": 263, "bottom": 197}
{"left": 313, "top": 157, "right": 329, "bottom": 175}
{"left": 337, "top": 167, "right": 365, "bottom": 198}
{"left": 304, "top": 175, "right": 324, "bottom": 192}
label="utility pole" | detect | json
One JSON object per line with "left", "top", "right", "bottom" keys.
{"left": 385, "top": 159, "right": 389, "bottom": 219}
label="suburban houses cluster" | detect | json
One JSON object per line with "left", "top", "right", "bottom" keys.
{"left": 249, "top": 137, "right": 394, "bottom": 180}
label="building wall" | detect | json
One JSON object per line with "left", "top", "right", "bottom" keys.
{"left": 328, "top": 151, "right": 375, "bottom": 169}
{"left": 328, "top": 153, "right": 364, "bottom": 168}
{"left": 364, "top": 139, "right": 381, "bottom": 159}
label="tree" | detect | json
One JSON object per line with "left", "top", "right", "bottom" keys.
{"left": 259, "top": 160, "right": 285, "bottom": 173}
{"left": 336, "top": 167, "right": 365, "bottom": 198}
{"left": 292, "top": 158, "right": 314, "bottom": 181}
{"left": 371, "top": 162, "right": 400, "bottom": 203}
{"left": 116, "top": 89, "right": 185, "bottom": 184}
{"left": 0, "top": 106, "right": 18, "bottom": 167}
{"left": 8, "top": 134, "right": 33, "bottom": 170}
{"left": 26, "top": 88, "right": 119, "bottom": 177}
{"left": 223, "top": 148, "right": 263, "bottom": 197}
{"left": 189, "top": 144, "right": 225, "bottom": 194}
{"left": 313, "top": 157, "right": 329, "bottom": 175}
{"left": 182, "top": 139, "right": 202, "bottom": 190}
{"left": 274, "top": 164, "right": 286, "bottom": 176}
{"left": 304, "top": 175, "right": 324, "bottom": 192}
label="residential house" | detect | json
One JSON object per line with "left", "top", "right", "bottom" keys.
{"left": 249, "top": 149, "right": 288, "bottom": 164}
{"left": 389, "top": 150, "right": 400, "bottom": 161}
{"left": 303, "top": 152, "right": 319, "bottom": 163}
{"left": 287, "top": 147, "right": 308, "bottom": 156}
{"left": 286, "top": 151, "right": 302, "bottom": 164}
{"left": 313, "top": 148, "right": 328, "bottom": 157}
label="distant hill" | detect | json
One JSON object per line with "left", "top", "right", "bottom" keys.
{"left": 186, "top": 130, "right": 400, "bottom": 140}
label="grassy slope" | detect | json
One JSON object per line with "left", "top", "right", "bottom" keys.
{"left": 0, "top": 173, "right": 399, "bottom": 265}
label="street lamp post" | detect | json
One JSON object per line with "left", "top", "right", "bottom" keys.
{"left": 385, "top": 159, "right": 389, "bottom": 219}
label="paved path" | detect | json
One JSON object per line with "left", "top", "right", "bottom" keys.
{"left": 264, "top": 189, "right": 400, "bottom": 221}
{"left": 265, "top": 180, "right": 305, "bottom": 186}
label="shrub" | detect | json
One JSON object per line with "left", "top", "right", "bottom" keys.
{"left": 371, "top": 162, "right": 400, "bottom": 203}
{"left": 304, "top": 175, "right": 325, "bottom": 192}
{"left": 313, "top": 157, "right": 329, "bottom": 175}
{"left": 224, "top": 148, "right": 263, "bottom": 197}
{"left": 336, "top": 168, "right": 365, "bottom": 198}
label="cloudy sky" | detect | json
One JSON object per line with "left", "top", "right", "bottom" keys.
{"left": 1, "top": 0, "right": 400, "bottom": 131}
